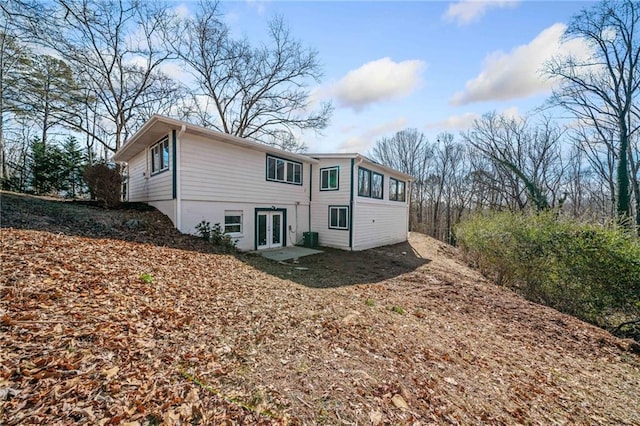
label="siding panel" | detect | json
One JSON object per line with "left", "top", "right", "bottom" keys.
{"left": 180, "top": 134, "right": 309, "bottom": 205}
{"left": 126, "top": 134, "right": 173, "bottom": 202}
{"left": 353, "top": 201, "right": 408, "bottom": 251}
{"left": 311, "top": 158, "right": 352, "bottom": 249}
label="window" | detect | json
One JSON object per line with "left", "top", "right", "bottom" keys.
{"left": 371, "top": 172, "right": 383, "bottom": 199}
{"left": 320, "top": 167, "right": 339, "bottom": 191}
{"left": 358, "top": 168, "right": 371, "bottom": 197}
{"left": 358, "top": 167, "right": 384, "bottom": 199}
{"left": 329, "top": 206, "right": 349, "bottom": 230}
{"left": 266, "top": 155, "right": 302, "bottom": 185}
{"left": 224, "top": 211, "right": 243, "bottom": 234}
{"left": 150, "top": 137, "right": 169, "bottom": 174}
{"left": 390, "top": 178, "right": 406, "bottom": 202}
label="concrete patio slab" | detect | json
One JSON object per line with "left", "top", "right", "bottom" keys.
{"left": 259, "top": 246, "right": 323, "bottom": 262}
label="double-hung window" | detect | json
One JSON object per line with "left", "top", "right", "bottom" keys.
{"left": 150, "top": 137, "right": 169, "bottom": 174}
{"left": 390, "top": 178, "right": 406, "bottom": 202}
{"left": 320, "top": 167, "right": 339, "bottom": 191}
{"left": 266, "top": 155, "right": 302, "bottom": 185}
{"left": 358, "top": 167, "right": 383, "bottom": 199}
{"left": 224, "top": 211, "right": 243, "bottom": 235}
{"left": 329, "top": 206, "right": 349, "bottom": 230}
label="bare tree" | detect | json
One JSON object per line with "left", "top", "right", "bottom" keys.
{"left": 12, "top": 55, "right": 80, "bottom": 146}
{"left": 545, "top": 0, "right": 640, "bottom": 227}
{"left": 370, "top": 128, "right": 431, "bottom": 229}
{"left": 463, "top": 112, "right": 566, "bottom": 212}
{"left": 164, "top": 0, "right": 332, "bottom": 151}
{"left": 28, "top": 0, "right": 176, "bottom": 152}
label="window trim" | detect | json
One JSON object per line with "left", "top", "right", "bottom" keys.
{"left": 328, "top": 205, "right": 349, "bottom": 231}
{"left": 358, "top": 167, "right": 384, "bottom": 199}
{"left": 266, "top": 154, "right": 303, "bottom": 185}
{"left": 150, "top": 136, "right": 169, "bottom": 175}
{"left": 357, "top": 167, "right": 371, "bottom": 197}
{"left": 390, "top": 177, "right": 406, "bottom": 202}
{"left": 320, "top": 166, "right": 339, "bottom": 191}
{"left": 371, "top": 171, "right": 384, "bottom": 200}
{"left": 224, "top": 210, "right": 243, "bottom": 236}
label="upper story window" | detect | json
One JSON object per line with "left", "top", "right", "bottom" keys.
{"left": 320, "top": 166, "right": 339, "bottom": 191}
{"left": 358, "top": 167, "right": 383, "bottom": 199}
{"left": 371, "top": 172, "right": 383, "bottom": 199}
{"left": 266, "top": 155, "right": 302, "bottom": 185}
{"left": 358, "top": 168, "right": 370, "bottom": 197}
{"left": 150, "top": 136, "right": 169, "bottom": 174}
{"left": 390, "top": 178, "right": 406, "bottom": 202}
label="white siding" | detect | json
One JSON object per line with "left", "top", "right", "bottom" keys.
{"left": 352, "top": 201, "right": 408, "bottom": 251}
{"left": 311, "top": 159, "right": 352, "bottom": 249}
{"left": 180, "top": 134, "right": 309, "bottom": 205}
{"left": 126, "top": 153, "right": 147, "bottom": 202}
{"left": 126, "top": 133, "right": 173, "bottom": 203}
{"left": 181, "top": 201, "right": 309, "bottom": 251}
{"left": 178, "top": 134, "right": 312, "bottom": 251}
{"left": 352, "top": 164, "right": 409, "bottom": 251}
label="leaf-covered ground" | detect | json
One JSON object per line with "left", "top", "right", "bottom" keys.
{"left": 1, "top": 192, "right": 640, "bottom": 425}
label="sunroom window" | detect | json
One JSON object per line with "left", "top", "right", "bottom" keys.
{"left": 390, "top": 178, "right": 406, "bottom": 202}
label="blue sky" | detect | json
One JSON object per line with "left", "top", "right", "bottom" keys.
{"left": 183, "top": 1, "right": 596, "bottom": 153}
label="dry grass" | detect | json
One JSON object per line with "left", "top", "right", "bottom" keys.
{"left": 1, "top": 192, "right": 639, "bottom": 425}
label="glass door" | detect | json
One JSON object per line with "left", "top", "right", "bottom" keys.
{"left": 256, "top": 211, "right": 284, "bottom": 249}
{"left": 271, "top": 212, "right": 282, "bottom": 248}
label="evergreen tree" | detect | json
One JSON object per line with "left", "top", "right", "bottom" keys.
{"left": 60, "top": 135, "right": 86, "bottom": 198}
{"left": 29, "top": 138, "right": 66, "bottom": 195}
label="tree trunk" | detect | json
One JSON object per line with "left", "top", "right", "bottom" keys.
{"left": 617, "top": 122, "right": 631, "bottom": 225}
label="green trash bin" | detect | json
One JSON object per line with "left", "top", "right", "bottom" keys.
{"left": 303, "top": 231, "right": 319, "bottom": 248}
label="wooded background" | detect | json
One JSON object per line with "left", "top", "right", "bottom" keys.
{"left": 2, "top": 0, "right": 640, "bottom": 239}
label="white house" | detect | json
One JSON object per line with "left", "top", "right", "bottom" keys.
{"left": 113, "top": 115, "right": 412, "bottom": 252}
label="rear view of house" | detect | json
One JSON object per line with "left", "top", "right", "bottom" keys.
{"left": 113, "top": 115, "right": 411, "bottom": 252}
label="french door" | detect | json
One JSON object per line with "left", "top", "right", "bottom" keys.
{"left": 257, "top": 211, "right": 284, "bottom": 249}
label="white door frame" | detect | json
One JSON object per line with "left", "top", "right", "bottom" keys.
{"left": 255, "top": 208, "right": 286, "bottom": 250}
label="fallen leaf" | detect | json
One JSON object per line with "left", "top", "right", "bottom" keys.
{"left": 391, "top": 394, "right": 408, "bottom": 410}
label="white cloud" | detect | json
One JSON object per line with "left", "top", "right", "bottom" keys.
{"left": 426, "top": 112, "right": 479, "bottom": 130}
{"left": 425, "top": 106, "right": 521, "bottom": 130}
{"left": 450, "top": 23, "right": 591, "bottom": 106}
{"left": 327, "top": 58, "right": 426, "bottom": 110}
{"left": 337, "top": 117, "right": 407, "bottom": 153}
{"left": 174, "top": 4, "right": 191, "bottom": 19}
{"left": 444, "top": 0, "right": 518, "bottom": 25}
{"left": 501, "top": 106, "right": 521, "bottom": 120}
{"left": 246, "top": 0, "right": 269, "bottom": 15}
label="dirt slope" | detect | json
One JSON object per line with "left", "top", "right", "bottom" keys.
{"left": 1, "top": 193, "right": 639, "bottom": 425}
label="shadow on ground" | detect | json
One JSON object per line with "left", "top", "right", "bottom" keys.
{"left": 1, "top": 191, "right": 430, "bottom": 287}
{"left": 241, "top": 241, "right": 430, "bottom": 288}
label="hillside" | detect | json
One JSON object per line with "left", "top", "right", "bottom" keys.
{"left": 1, "top": 192, "right": 639, "bottom": 425}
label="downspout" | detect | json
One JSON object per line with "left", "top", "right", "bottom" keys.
{"left": 175, "top": 124, "right": 186, "bottom": 232}
{"left": 309, "top": 163, "right": 312, "bottom": 233}
{"left": 407, "top": 180, "right": 412, "bottom": 237}
{"left": 350, "top": 157, "right": 364, "bottom": 251}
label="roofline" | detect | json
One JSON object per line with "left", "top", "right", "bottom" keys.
{"left": 310, "top": 153, "right": 414, "bottom": 181}
{"left": 114, "top": 114, "right": 318, "bottom": 164}
{"left": 115, "top": 115, "right": 412, "bottom": 180}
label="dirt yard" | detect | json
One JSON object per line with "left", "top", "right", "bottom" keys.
{"left": 1, "top": 192, "right": 639, "bottom": 425}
